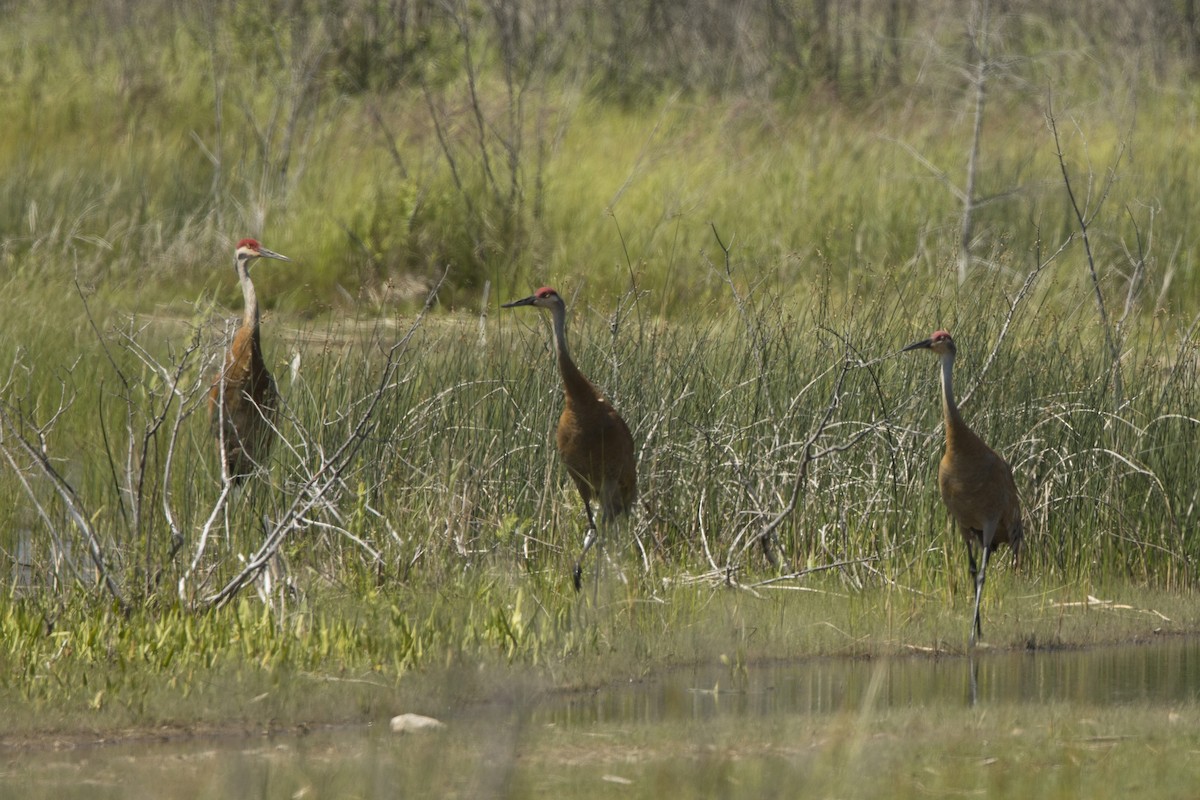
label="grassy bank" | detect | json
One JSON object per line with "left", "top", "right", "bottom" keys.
{"left": 0, "top": 574, "right": 1194, "bottom": 741}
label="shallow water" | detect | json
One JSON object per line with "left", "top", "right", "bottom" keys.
{"left": 6, "top": 639, "right": 1200, "bottom": 799}
{"left": 547, "top": 636, "right": 1200, "bottom": 725}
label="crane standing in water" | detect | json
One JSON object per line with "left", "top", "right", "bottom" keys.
{"left": 903, "top": 330, "right": 1023, "bottom": 645}
{"left": 503, "top": 287, "right": 637, "bottom": 591}
{"left": 210, "top": 238, "right": 292, "bottom": 484}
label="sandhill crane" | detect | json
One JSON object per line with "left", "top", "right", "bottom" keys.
{"left": 904, "top": 330, "right": 1023, "bottom": 645}
{"left": 210, "top": 238, "right": 292, "bottom": 484}
{"left": 503, "top": 287, "right": 637, "bottom": 591}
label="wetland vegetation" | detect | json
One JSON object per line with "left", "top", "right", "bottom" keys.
{"left": 2, "top": 1, "right": 1200, "bottom": 794}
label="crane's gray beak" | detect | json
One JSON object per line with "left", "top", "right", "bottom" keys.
{"left": 257, "top": 247, "right": 291, "bottom": 262}
{"left": 901, "top": 338, "right": 933, "bottom": 353}
{"left": 502, "top": 295, "right": 537, "bottom": 308}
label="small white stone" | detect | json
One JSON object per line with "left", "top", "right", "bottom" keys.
{"left": 389, "top": 713, "right": 446, "bottom": 734}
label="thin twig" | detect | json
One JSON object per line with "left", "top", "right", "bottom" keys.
{"left": 754, "top": 343, "right": 879, "bottom": 568}
{"left": 1047, "top": 95, "right": 1127, "bottom": 403}
{"left": 959, "top": 230, "right": 1071, "bottom": 408}
{"left": 0, "top": 405, "right": 128, "bottom": 613}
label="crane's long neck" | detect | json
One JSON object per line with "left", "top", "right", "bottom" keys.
{"left": 549, "top": 303, "right": 594, "bottom": 402}
{"left": 237, "top": 258, "right": 260, "bottom": 337}
{"left": 939, "top": 352, "right": 970, "bottom": 446}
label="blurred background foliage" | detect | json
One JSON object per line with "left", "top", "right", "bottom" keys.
{"left": 1, "top": 0, "right": 1198, "bottom": 319}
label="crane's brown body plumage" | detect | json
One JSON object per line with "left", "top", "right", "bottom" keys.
{"left": 504, "top": 287, "right": 637, "bottom": 590}
{"left": 905, "top": 330, "right": 1022, "bottom": 645}
{"left": 555, "top": 352, "right": 637, "bottom": 525}
{"left": 210, "top": 238, "right": 291, "bottom": 484}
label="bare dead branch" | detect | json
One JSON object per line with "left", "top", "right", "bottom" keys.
{"left": 752, "top": 343, "right": 878, "bottom": 571}
{"left": 0, "top": 403, "right": 127, "bottom": 612}
{"left": 1047, "top": 95, "right": 1127, "bottom": 403}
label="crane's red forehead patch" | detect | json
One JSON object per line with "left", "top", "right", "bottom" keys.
{"left": 535, "top": 286, "right": 558, "bottom": 298}
{"left": 236, "top": 238, "right": 261, "bottom": 251}
{"left": 931, "top": 329, "right": 952, "bottom": 341}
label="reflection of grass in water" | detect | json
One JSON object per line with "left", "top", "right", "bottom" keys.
{"left": 11, "top": 690, "right": 1200, "bottom": 799}
{"left": 509, "top": 702, "right": 1200, "bottom": 799}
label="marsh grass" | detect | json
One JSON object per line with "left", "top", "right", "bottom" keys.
{"left": 5, "top": 248, "right": 1200, "bottom": 600}
{"left": 2, "top": 234, "right": 1200, "bottom": 735}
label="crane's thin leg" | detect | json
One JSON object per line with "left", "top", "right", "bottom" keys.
{"left": 966, "top": 530, "right": 979, "bottom": 585}
{"left": 590, "top": 523, "right": 603, "bottom": 608}
{"left": 969, "top": 526, "right": 996, "bottom": 646}
{"left": 573, "top": 501, "right": 599, "bottom": 592}
{"left": 970, "top": 545, "right": 990, "bottom": 645}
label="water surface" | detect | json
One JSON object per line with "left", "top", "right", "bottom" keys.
{"left": 6, "top": 639, "right": 1200, "bottom": 799}
{"left": 547, "top": 636, "right": 1200, "bottom": 725}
